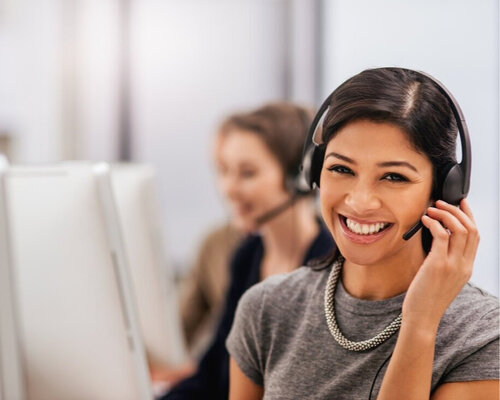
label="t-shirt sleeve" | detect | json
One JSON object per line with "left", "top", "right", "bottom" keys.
{"left": 442, "top": 307, "right": 499, "bottom": 383}
{"left": 226, "top": 282, "right": 267, "bottom": 386}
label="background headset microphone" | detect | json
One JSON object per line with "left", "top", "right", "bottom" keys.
{"left": 300, "top": 68, "right": 472, "bottom": 241}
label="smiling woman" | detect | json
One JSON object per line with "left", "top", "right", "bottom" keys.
{"left": 226, "top": 68, "right": 499, "bottom": 400}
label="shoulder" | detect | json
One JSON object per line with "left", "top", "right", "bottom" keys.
{"left": 446, "top": 282, "right": 498, "bottom": 325}
{"left": 201, "top": 223, "right": 242, "bottom": 250}
{"left": 438, "top": 282, "right": 499, "bottom": 355}
{"left": 434, "top": 283, "right": 499, "bottom": 385}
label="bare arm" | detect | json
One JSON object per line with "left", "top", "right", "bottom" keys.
{"left": 431, "top": 380, "right": 499, "bottom": 400}
{"left": 376, "top": 199, "right": 495, "bottom": 399}
{"left": 229, "top": 357, "right": 263, "bottom": 400}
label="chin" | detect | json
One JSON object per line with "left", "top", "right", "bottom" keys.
{"left": 232, "top": 216, "right": 256, "bottom": 233}
{"left": 338, "top": 248, "right": 385, "bottom": 267}
{"left": 333, "top": 230, "right": 396, "bottom": 267}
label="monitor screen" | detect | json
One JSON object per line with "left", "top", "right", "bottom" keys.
{"left": 110, "top": 163, "right": 187, "bottom": 368}
{"left": 1, "top": 164, "right": 152, "bottom": 400}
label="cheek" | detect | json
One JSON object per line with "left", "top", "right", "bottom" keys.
{"left": 248, "top": 174, "right": 288, "bottom": 202}
{"left": 319, "top": 183, "right": 340, "bottom": 225}
{"left": 216, "top": 176, "right": 232, "bottom": 198}
{"left": 259, "top": 168, "right": 288, "bottom": 191}
{"left": 319, "top": 170, "right": 340, "bottom": 205}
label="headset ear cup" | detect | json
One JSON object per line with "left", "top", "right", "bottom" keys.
{"left": 284, "top": 175, "right": 296, "bottom": 194}
{"left": 441, "top": 163, "right": 464, "bottom": 205}
{"left": 310, "top": 145, "right": 325, "bottom": 188}
{"left": 300, "top": 145, "right": 314, "bottom": 190}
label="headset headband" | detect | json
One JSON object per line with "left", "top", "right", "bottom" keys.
{"left": 416, "top": 71, "right": 471, "bottom": 195}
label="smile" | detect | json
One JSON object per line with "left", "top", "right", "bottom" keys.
{"left": 339, "top": 215, "right": 393, "bottom": 244}
{"left": 345, "top": 218, "right": 390, "bottom": 235}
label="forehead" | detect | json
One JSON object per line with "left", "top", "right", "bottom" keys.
{"left": 217, "top": 129, "right": 279, "bottom": 166}
{"left": 325, "top": 120, "right": 428, "bottom": 163}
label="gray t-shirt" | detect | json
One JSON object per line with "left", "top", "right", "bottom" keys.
{"left": 226, "top": 264, "right": 499, "bottom": 399}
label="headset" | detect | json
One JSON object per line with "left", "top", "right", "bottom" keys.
{"left": 300, "top": 68, "right": 472, "bottom": 240}
{"left": 254, "top": 109, "right": 317, "bottom": 226}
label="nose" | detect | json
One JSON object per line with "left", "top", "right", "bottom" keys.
{"left": 219, "top": 173, "right": 240, "bottom": 201}
{"left": 344, "top": 181, "right": 381, "bottom": 214}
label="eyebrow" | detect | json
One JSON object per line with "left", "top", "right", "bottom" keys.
{"left": 325, "top": 152, "right": 418, "bottom": 172}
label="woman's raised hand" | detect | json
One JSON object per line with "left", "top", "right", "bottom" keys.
{"left": 402, "top": 198, "right": 480, "bottom": 331}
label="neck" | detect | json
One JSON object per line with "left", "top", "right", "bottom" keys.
{"left": 259, "top": 198, "right": 318, "bottom": 279}
{"left": 341, "top": 236, "right": 426, "bottom": 300}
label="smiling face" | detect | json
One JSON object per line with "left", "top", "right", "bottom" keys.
{"left": 320, "top": 119, "right": 433, "bottom": 267}
{"left": 215, "top": 129, "right": 290, "bottom": 233}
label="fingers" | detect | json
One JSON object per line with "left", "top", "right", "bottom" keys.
{"left": 458, "top": 199, "right": 480, "bottom": 260}
{"left": 458, "top": 198, "right": 477, "bottom": 225}
{"left": 426, "top": 205, "right": 467, "bottom": 256}
{"left": 423, "top": 199, "right": 479, "bottom": 261}
{"left": 435, "top": 199, "right": 476, "bottom": 232}
{"left": 436, "top": 199, "right": 479, "bottom": 260}
{"left": 421, "top": 214, "right": 449, "bottom": 256}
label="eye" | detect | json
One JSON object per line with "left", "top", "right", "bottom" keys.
{"left": 382, "top": 173, "right": 409, "bottom": 182}
{"left": 327, "top": 164, "right": 354, "bottom": 175}
{"left": 240, "top": 169, "right": 257, "bottom": 179}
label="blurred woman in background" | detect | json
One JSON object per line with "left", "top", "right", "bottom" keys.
{"left": 162, "top": 102, "right": 334, "bottom": 399}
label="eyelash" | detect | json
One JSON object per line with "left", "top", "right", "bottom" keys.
{"left": 381, "top": 173, "right": 409, "bottom": 182}
{"left": 327, "top": 165, "right": 409, "bottom": 182}
{"left": 328, "top": 165, "right": 354, "bottom": 175}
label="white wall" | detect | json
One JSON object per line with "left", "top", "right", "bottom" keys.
{"left": 0, "top": 0, "right": 64, "bottom": 162}
{"left": 321, "top": 0, "right": 499, "bottom": 295}
{"left": 0, "top": 0, "right": 125, "bottom": 163}
{"left": 72, "top": 0, "right": 122, "bottom": 161}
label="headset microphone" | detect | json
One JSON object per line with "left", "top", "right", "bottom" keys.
{"left": 255, "top": 144, "right": 314, "bottom": 227}
{"left": 254, "top": 192, "right": 310, "bottom": 227}
{"left": 402, "top": 220, "right": 424, "bottom": 241}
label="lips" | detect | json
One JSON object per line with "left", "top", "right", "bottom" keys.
{"left": 339, "top": 214, "right": 393, "bottom": 244}
{"left": 231, "top": 201, "right": 253, "bottom": 217}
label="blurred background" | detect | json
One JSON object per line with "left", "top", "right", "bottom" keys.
{"left": 0, "top": 0, "right": 498, "bottom": 295}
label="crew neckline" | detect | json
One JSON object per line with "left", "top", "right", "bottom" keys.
{"left": 332, "top": 269, "right": 406, "bottom": 316}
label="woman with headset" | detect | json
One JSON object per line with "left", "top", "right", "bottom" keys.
{"left": 162, "top": 102, "right": 334, "bottom": 399}
{"left": 227, "top": 68, "right": 499, "bottom": 399}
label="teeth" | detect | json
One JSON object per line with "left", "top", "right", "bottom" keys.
{"left": 345, "top": 218, "right": 389, "bottom": 235}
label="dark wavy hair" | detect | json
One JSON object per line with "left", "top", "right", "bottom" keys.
{"left": 309, "top": 67, "right": 458, "bottom": 269}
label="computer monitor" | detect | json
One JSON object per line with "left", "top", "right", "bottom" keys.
{"left": 0, "top": 165, "right": 25, "bottom": 400}
{"left": 0, "top": 164, "right": 153, "bottom": 400}
{"left": 109, "top": 163, "right": 188, "bottom": 368}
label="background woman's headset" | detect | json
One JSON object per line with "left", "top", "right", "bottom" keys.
{"left": 300, "top": 68, "right": 472, "bottom": 240}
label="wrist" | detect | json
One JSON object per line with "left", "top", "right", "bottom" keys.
{"left": 400, "top": 315, "right": 439, "bottom": 341}
{"left": 401, "top": 303, "right": 445, "bottom": 333}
